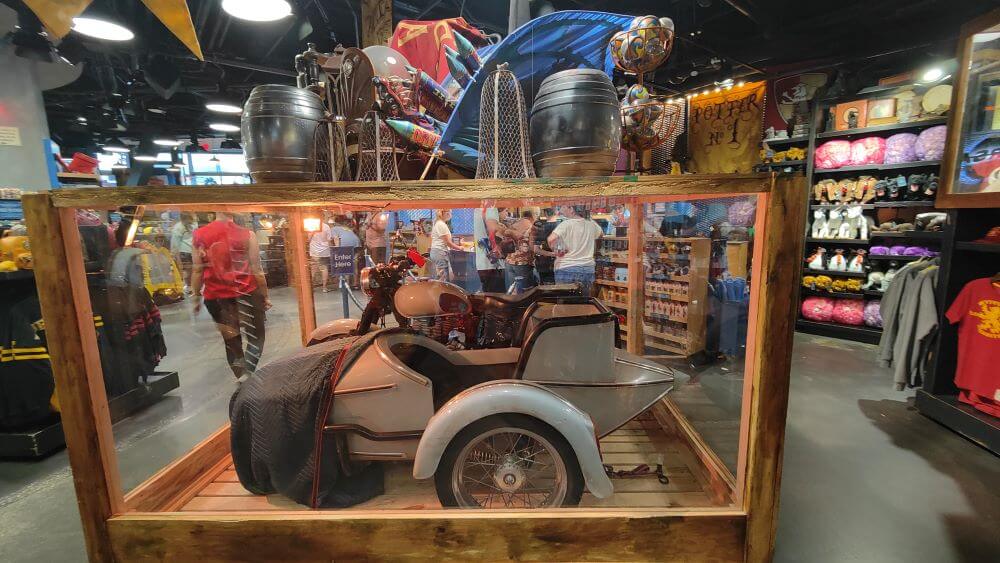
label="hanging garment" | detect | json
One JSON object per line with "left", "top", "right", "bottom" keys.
{"left": 945, "top": 277, "right": 1000, "bottom": 417}
{"left": 891, "top": 265, "right": 938, "bottom": 389}
{"left": 876, "top": 259, "right": 936, "bottom": 370}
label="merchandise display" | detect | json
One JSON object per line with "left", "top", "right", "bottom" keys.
{"left": 944, "top": 277, "right": 1000, "bottom": 417}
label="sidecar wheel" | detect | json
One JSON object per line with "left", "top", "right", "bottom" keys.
{"left": 434, "top": 414, "right": 584, "bottom": 509}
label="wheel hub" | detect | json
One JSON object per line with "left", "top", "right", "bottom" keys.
{"left": 493, "top": 456, "right": 526, "bottom": 493}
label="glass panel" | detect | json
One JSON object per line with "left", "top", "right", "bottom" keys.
{"left": 953, "top": 23, "right": 1000, "bottom": 194}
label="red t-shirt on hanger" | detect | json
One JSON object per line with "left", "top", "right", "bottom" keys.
{"left": 945, "top": 277, "right": 1000, "bottom": 417}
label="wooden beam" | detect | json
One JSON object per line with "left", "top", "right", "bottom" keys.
{"left": 45, "top": 175, "right": 773, "bottom": 209}
{"left": 361, "top": 0, "right": 392, "bottom": 48}
{"left": 288, "top": 209, "right": 317, "bottom": 344}
{"left": 742, "top": 175, "right": 807, "bottom": 563}
{"left": 625, "top": 200, "right": 644, "bottom": 354}
{"left": 22, "top": 194, "right": 124, "bottom": 563}
{"left": 653, "top": 399, "right": 735, "bottom": 506}
{"left": 124, "top": 426, "right": 231, "bottom": 512}
{"left": 108, "top": 511, "right": 746, "bottom": 562}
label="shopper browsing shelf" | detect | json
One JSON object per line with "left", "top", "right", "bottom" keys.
{"left": 548, "top": 205, "right": 603, "bottom": 295}
{"left": 365, "top": 212, "right": 389, "bottom": 265}
{"left": 429, "top": 209, "right": 464, "bottom": 281}
{"left": 532, "top": 208, "right": 560, "bottom": 285}
{"left": 474, "top": 206, "right": 506, "bottom": 292}
{"left": 309, "top": 221, "right": 337, "bottom": 293}
{"left": 504, "top": 209, "right": 537, "bottom": 293}
{"left": 190, "top": 213, "right": 270, "bottom": 382}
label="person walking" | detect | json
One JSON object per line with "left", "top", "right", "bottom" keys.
{"left": 504, "top": 210, "right": 537, "bottom": 292}
{"left": 309, "top": 220, "right": 337, "bottom": 293}
{"left": 365, "top": 212, "right": 389, "bottom": 265}
{"left": 190, "top": 212, "right": 270, "bottom": 381}
{"left": 548, "top": 204, "right": 603, "bottom": 296}
{"left": 474, "top": 206, "right": 506, "bottom": 292}
{"left": 532, "top": 208, "right": 559, "bottom": 285}
{"left": 429, "top": 209, "right": 464, "bottom": 281}
{"left": 169, "top": 212, "right": 197, "bottom": 293}
{"left": 330, "top": 217, "right": 361, "bottom": 289}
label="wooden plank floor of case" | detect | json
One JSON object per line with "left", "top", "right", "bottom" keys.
{"left": 180, "top": 414, "right": 730, "bottom": 512}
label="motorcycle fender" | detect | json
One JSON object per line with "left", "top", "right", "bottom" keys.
{"left": 412, "top": 380, "right": 614, "bottom": 499}
{"left": 307, "top": 318, "right": 360, "bottom": 346}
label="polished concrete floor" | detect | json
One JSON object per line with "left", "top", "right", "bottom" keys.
{"left": 0, "top": 290, "right": 997, "bottom": 562}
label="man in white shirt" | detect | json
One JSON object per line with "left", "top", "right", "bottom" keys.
{"left": 170, "top": 212, "right": 197, "bottom": 293}
{"left": 309, "top": 222, "right": 337, "bottom": 293}
{"left": 548, "top": 205, "right": 603, "bottom": 296}
{"left": 474, "top": 206, "right": 506, "bottom": 292}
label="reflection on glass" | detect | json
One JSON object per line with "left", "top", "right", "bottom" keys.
{"left": 955, "top": 25, "right": 1000, "bottom": 194}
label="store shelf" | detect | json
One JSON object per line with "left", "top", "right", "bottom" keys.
{"left": 802, "top": 268, "right": 868, "bottom": 278}
{"left": 870, "top": 231, "right": 944, "bottom": 240}
{"left": 795, "top": 319, "right": 882, "bottom": 344}
{"left": 814, "top": 117, "right": 948, "bottom": 139}
{"left": 645, "top": 312, "right": 688, "bottom": 323}
{"left": 0, "top": 270, "right": 34, "bottom": 281}
{"left": 596, "top": 256, "right": 628, "bottom": 264}
{"left": 644, "top": 328, "right": 688, "bottom": 346}
{"left": 595, "top": 279, "right": 628, "bottom": 288}
{"left": 800, "top": 288, "right": 872, "bottom": 300}
{"left": 643, "top": 339, "right": 687, "bottom": 354}
{"left": 646, "top": 289, "right": 689, "bottom": 302}
{"left": 761, "top": 160, "right": 806, "bottom": 168}
{"left": 600, "top": 300, "right": 628, "bottom": 310}
{"left": 763, "top": 135, "right": 809, "bottom": 145}
{"left": 813, "top": 160, "right": 941, "bottom": 174}
{"left": 647, "top": 274, "right": 692, "bottom": 283}
{"left": 602, "top": 236, "right": 628, "bottom": 241}
{"left": 955, "top": 241, "right": 1000, "bottom": 254}
{"left": 809, "top": 201, "right": 935, "bottom": 210}
{"left": 805, "top": 237, "right": 871, "bottom": 245}
{"left": 914, "top": 391, "right": 1000, "bottom": 456}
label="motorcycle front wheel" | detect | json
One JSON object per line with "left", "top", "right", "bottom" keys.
{"left": 434, "top": 414, "right": 584, "bottom": 509}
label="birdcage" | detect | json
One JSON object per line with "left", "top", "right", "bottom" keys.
{"left": 476, "top": 63, "right": 535, "bottom": 180}
{"left": 355, "top": 111, "right": 401, "bottom": 181}
{"left": 621, "top": 98, "right": 685, "bottom": 153}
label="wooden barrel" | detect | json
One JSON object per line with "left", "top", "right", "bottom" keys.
{"left": 529, "top": 69, "right": 622, "bottom": 177}
{"left": 241, "top": 85, "right": 326, "bottom": 183}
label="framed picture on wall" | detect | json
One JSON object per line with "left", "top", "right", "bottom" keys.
{"left": 834, "top": 100, "right": 868, "bottom": 130}
{"left": 937, "top": 7, "right": 1000, "bottom": 208}
{"left": 867, "top": 98, "right": 898, "bottom": 125}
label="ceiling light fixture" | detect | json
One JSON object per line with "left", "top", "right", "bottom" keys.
{"left": 154, "top": 138, "right": 181, "bottom": 147}
{"left": 133, "top": 155, "right": 157, "bottom": 162}
{"left": 222, "top": 0, "right": 293, "bottom": 22}
{"left": 921, "top": 67, "right": 944, "bottom": 82}
{"left": 71, "top": 17, "right": 134, "bottom": 41}
{"left": 206, "top": 102, "right": 243, "bottom": 114}
{"left": 210, "top": 123, "right": 240, "bottom": 133}
{"left": 77, "top": 116, "right": 87, "bottom": 123}
{"left": 148, "top": 107, "right": 167, "bottom": 115}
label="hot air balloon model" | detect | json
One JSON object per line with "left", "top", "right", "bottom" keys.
{"left": 610, "top": 15, "right": 675, "bottom": 75}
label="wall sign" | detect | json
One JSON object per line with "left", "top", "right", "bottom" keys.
{"left": 329, "top": 246, "right": 355, "bottom": 276}
{"left": 688, "top": 81, "right": 766, "bottom": 173}
{"left": 0, "top": 127, "right": 22, "bottom": 146}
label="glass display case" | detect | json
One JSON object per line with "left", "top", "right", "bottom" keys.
{"left": 21, "top": 174, "right": 804, "bottom": 562}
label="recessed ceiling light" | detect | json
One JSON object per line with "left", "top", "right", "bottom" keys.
{"left": 134, "top": 155, "right": 157, "bottom": 162}
{"left": 148, "top": 107, "right": 167, "bottom": 115}
{"left": 154, "top": 139, "right": 181, "bottom": 146}
{"left": 72, "top": 17, "right": 134, "bottom": 41}
{"left": 206, "top": 102, "right": 243, "bottom": 114}
{"left": 222, "top": 0, "right": 292, "bottom": 22}
{"left": 166, "top": 166, "right": 181, "bottom": 172}
{"left": 77, "top": 116, "right": 87, "bottom": 122}
{"left": 210, "top": 123, "right": 241, "bottom": 133}
{"left": 921, "top": 67, "right": 944, "bottom": 82}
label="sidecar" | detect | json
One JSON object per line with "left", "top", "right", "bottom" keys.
{"left": 326, "top": 297, "right": 676, "bottom": 508}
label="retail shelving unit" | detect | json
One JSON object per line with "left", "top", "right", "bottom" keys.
{"left": 642, "top": 237, "right": 710, "bottom": 357}
{"left": 795, "top": 93, "right": 955, "bottom": 344}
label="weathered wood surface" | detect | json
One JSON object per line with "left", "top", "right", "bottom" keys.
{"left": 22, "top": 195, "right": 124, "bottom": 562}
{"left": 109, "top": 510, "right": 745, "bottom": 562}
{"left": 626, "top": 202, "right": 645, "bottom": 354}
{"left": 653, "top": 399, "right": 735, "bottom": 506}
{"left": 743, "top": 176, "right": 807, "bottom": 562}
{"left": 124, "top": 426, "right": 231, "bottom": 512}
{"left": 43, "top": 174, "right": 772, "bottom": 209}
{"left": 288, "top": 209, "right": 317, "bottom": 344}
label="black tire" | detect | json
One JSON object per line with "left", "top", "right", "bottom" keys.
{"left": 434, "top": 414, "right": 584, "bottom": 508}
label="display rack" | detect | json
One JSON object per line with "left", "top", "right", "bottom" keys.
{"left": 795, "top": 92, "right": 955, "bottom": 344}
{"left": 21, "top": 175, "right": 805, "bottom": 562}
{"left": 642, "top": 237, "right": 710, "bottom": 357}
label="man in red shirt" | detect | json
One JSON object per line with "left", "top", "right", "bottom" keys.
{"left": 190, "top": 213, "right": 271, "bottom": 381}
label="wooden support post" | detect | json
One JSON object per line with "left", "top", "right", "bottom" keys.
{"left": 743, "top": 175, "right": 807, "bottom": 562}
{"left": 22, "top": 194, "right": 124, "bottom": 562}
{"left": 361, "top": 0, "right": 393, "bottom": 48}
{"left": 288, "top": 209, "right": 317, "bottom": 345}
{"left": 625, "top": 200, "right": 645, "bottom": 354}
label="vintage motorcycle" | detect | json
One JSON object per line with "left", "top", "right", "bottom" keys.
{"left": 307, "top": 250, "right": 582, "bottom": 349}
{"left": 325, "top": 295, "right": 676, "bottom": 508}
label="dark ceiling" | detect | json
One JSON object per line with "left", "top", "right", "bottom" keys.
{"left": 5, "top": 0, "right": 994, "bottom": 153}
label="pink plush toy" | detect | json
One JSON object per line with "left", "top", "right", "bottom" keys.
{"left": 850, "top": 136, "right": 886, "bottom": 166}
{"left": 832, "top": 298, "right": 866, "bottom": 325}
{"left": 815, "top": 140, "right": 852, "bottom": 169}
{"left": 884, "top": 133, "right": 918, "bottom": 164}
{"left": 801, "top": 296, "right": 835, "bottom": 322}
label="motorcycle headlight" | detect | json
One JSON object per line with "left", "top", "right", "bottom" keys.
{"left": 359, "top": 267, "right": 376, "bottom": 297}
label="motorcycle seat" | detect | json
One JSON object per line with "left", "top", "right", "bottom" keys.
{"left": 469, "top": 284, "right": 581, "bottom": 315}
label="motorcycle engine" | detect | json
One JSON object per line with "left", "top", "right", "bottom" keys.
{"left": 394, "top": 280, "right": 472, "bottom": 346}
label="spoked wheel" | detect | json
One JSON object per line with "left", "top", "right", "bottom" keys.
{"left": 435, "top": 415, "right": 584, "bottom": 509}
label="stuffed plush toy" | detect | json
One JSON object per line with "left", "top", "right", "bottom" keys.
{"left": 885, "top": 133, "right": 918, "bottom": 164}
{"left": 801, "top": 296, "right": 835, "bottom": 321}
{"left": 915, "top": 212, "right": 947, "bottom": 231}
{"left": 843, "top": 278, "right": 862, "bottom": 292}
{"left": 806, "top": 247, "right": 827, "bottom": 270}
{"left": 814, "top": 275, "right": 833, "bottom": 291}
{"left": 786, "top": 147, "right": 806, "bottom": 160}
{"left": 864, "top": 300, "right": 883, "bottom": 327}
{"left": 827, "top": 249, "right": 848, "bottom": 271}
{"left": 850, "top": 137, "right": 886, "bottom": 166}
{"left": 832, "top": 298, "right": 866, "bottom": 325}
{"left": 815, "top": 140, "right": 852, "bottom": 169}
{"left": 890, "top": 245, "right": 907, "bottom": 256}
{"left": 863, "top": 271, "right": 884, "bottom": 291}
{"left": 847, "top": 249, "right": 867, "bottom": 273}
{"left": 802, "top": 275, "right": 817, "bottom": 289}
{"left": 826, "top": 207, "right": 844, "bottom": 238}
{"left": 914, "top": 125, "right": 947, "bottom": 161}
{"left": 811, "top": 209, "right": 828, "bottom": 238}
{"left": 831, "top": 278, "right": 850, "bottom": 293}
{"left": 881, "top": 265, "right": 899, "bottom": 291}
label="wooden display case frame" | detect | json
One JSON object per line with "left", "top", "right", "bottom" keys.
{"left": 22, "top": 173, "right": 804, "bottom": 562}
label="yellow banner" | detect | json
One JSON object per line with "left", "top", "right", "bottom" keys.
{"left": 141, "top": 0, "right": 204, "bottom": 60}
{"left": 22, "top": 0, "right": 93, "bottom": 38}
{"left": 687, "top": 81, "right": 766, "bottom": 174}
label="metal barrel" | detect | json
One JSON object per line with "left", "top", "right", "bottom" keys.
{"left": 529, "top": 69, "right": 622, "bottom": 177}
{"left": 241, "top": 85, "right": 326, "bottom": 183}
